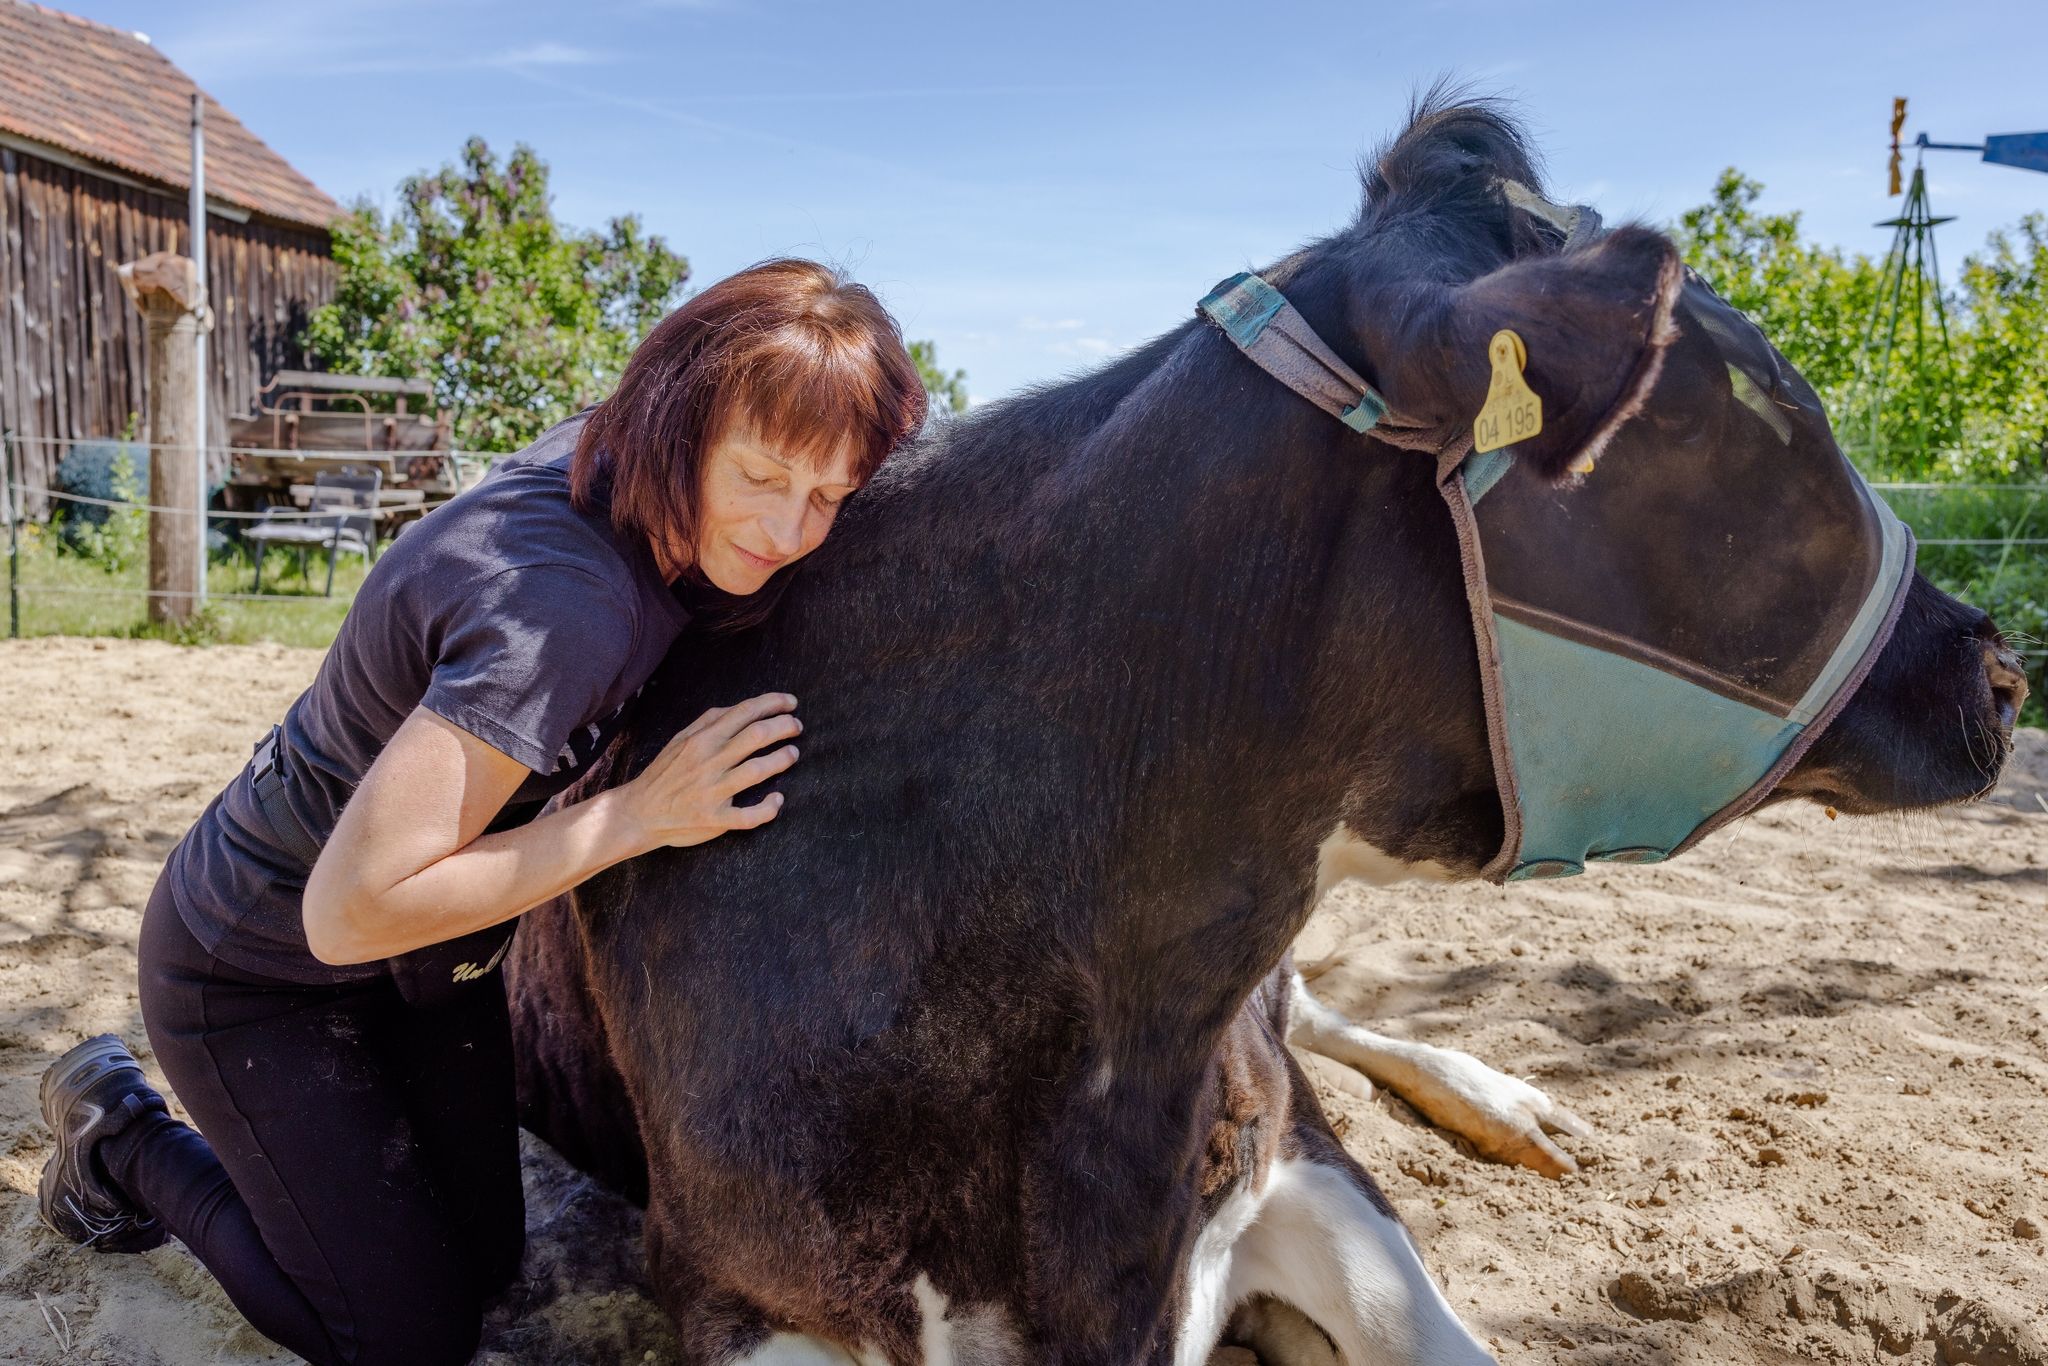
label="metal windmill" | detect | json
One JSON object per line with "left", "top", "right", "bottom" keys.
{"left": 1854, "top": 98, "right": 2048, "bottom": 466}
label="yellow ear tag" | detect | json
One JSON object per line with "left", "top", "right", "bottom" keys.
{"left": 1473, "top": 329, "right": 1543, "bottom": 455}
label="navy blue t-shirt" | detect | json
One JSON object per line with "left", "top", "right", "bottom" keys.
{"left": 168, "top": 413, "right": 691, "bottom": 984}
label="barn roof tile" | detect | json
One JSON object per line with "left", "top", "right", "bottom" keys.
{"left": 0, "top": 0, "right": 339, "bottom": 232}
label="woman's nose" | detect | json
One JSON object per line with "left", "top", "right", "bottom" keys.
{"left": 761, "top": 501, "right": 806, "bottom": 557}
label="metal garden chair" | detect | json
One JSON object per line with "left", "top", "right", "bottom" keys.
{"left": 245, "top": 466, "right": 381, "bottom": 596}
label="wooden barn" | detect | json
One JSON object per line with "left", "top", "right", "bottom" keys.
{"left": 0, "top": 0, "right": 339, "bottom": 507}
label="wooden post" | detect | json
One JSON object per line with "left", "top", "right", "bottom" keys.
{"left": 117, "top": 252, "right": 205, "bottom": 625}
{"left": 189, "top": 93, "right": 210, "bottom": 606}
{"left": 5, "top": 432, "right": 20, "bottom": 639}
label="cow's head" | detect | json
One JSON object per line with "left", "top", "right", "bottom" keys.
{"left": 1286, "top": 103, "right": 2023, "bottom": 875}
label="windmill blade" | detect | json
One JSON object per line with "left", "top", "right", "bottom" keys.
{"left": 1983, "top": 132, "right": 2048, "bottom": 175}
{"left": 1890, "top": 97, "right": 1906, "bottom": 195}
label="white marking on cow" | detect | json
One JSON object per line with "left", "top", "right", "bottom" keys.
{"left": 912, "top": 1272, "right": 1023, "bottom": 1365}
{"left": 1173, "top": 1178, "right": 1266, "bottom": 1366}
{"left": 727, "top": 1332, "right": 864, "bottom": 1365}
{"left": 915, "top": 1274, "right": 952, "bottom": 1365}
{"left": 1312, "top": 826, "right": 1454, "bottom": 904}
{"left": 1087, "top": 1056, "right": 1115, "bottom": 1099}
{"left": 1222, "top": 1158, "right": 1495, "bottom": 1364}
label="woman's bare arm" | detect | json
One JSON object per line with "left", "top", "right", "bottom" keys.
{"left": 301, "top": 694, "right": 800, "bottom": 965}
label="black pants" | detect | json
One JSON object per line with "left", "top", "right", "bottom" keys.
{"left": 106, "top": 874, "right": 525, "bottom": 1366}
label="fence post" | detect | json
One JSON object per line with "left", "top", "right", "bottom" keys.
{"left": 5, "top": 430, "right": 19, "bottom": 639}
{"left": 116, "top": 252, "right": 204, "bottom": 625}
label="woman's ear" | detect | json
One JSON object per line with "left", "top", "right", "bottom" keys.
{"left": 1374, "top": 226, "right": 1683, "bottom": 480}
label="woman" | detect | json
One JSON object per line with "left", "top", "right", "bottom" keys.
{"left": 37, "top": 259, "right": 927, "bottom": 1365}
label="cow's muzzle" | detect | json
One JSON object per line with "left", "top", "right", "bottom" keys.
{"left": 1984, "top": 632, "right": 2028, "bottom": 738}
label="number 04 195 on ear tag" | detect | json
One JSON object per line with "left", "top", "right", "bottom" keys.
{"left": 1473, "top": 329, "right": 1542, "bottom": 454}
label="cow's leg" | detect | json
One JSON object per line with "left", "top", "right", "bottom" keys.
{"left": 1222, "top": 1297, "right": 1339, "bottom": 1366}
{"left": 505, "top": 892, "right": 652, "bottom": 1203}
{"left": 1286, "top": 972, "right": 1588, "bottom": 1178}
{"left": 1179, "top": 985, "right": 1489, "bottom": 1366}
{"left": 1220, "top": 1149, "right": 1495, "bottom": 1365}
{"left": 1304, "top": 827, "right": 1590, "bottom": 1179}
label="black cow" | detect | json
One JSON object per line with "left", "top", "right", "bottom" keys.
{"left": 509, "top": 96, "right": 2025, "bottom": 1365}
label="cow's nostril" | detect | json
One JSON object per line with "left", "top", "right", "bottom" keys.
{"left": 1983, "top": 640, "right": 2028, "bottom": 731}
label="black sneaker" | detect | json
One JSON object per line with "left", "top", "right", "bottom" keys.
{"left": 39, "top": 1035, "right": 170, "bottom": 1253}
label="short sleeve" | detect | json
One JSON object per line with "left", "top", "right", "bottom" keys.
{"left": 419, "top": 564, "right": 637, "bottom": 774}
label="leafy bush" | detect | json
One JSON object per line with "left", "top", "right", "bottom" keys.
{"left": 50, "top": 440, "right": 147, "bottom": 573}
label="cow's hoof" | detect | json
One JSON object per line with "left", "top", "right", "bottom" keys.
{"left": 1392, "top": 1043, "right": 1591, "bottom": 1178}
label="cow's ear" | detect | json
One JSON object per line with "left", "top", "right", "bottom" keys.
{"left": 1375, "top": 225, "right": 1683, "bottom": 480}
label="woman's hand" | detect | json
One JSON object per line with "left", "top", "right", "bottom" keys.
{"left": 301, "top": 695, "right": 802, "bottom": 965}
{"left": 617, "top": 693, "right": 802, "bottom": 849}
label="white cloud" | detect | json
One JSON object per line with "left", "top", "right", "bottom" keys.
{"left": 1020, "top": 315, "right": 1086, "bottom": 332}
{"left": 1467, "top": 58, "right": 1533, "bottom": 81}
{"left": 488, "top": 42, "right": 605, "bottom": 68}
{"left": 157, "top": 6, "right": 608, "bottom": 81}
{"left": 326, "top": 44, "right": 611, "bottom": 76}
{"left": 1049, "top": 336, "right": 1118, "bottom": 358}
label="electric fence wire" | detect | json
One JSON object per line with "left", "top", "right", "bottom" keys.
{"left": 3, "top": 436, "right": 474, "bottom": 618}
{"left": 3, "top": 438, "right": 2044, "bottom": 626}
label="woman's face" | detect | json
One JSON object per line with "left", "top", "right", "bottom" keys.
{"left": 670, "top": 419, "right": 861, "bottom": 594}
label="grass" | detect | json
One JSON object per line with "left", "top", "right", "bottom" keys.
{"left": 1876, "top": 483, "right": 2047, "bottom": 727}
{"left": 6, "top": 519, "right": 370, "bottom": 648}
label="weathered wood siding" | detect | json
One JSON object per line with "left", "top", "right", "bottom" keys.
{"left": 0, "top": 144, "right": 334, "bottom": 509}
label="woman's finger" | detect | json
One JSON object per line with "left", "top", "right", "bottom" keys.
{"left": 708, "top": 693, "right": 798, "bottom": 744}
{"left": 717, "top": 746, "right": 799, "bottom": 797}
{"left": 724, "top": 791, "right": 785, "bottom": 829}
{"left": 677, "top": 704, "right": 729, "bottom": 741}
{"left": 723, "top": 714, "right": 802, "bottom": 761}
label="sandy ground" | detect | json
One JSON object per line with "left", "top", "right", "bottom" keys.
{"left": 1, "top": 635, "right": 2043, "bottom": 1365}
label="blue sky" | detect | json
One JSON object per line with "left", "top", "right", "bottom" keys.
{"left": 78, "top": 0, "right": 2048, "bottom": 404}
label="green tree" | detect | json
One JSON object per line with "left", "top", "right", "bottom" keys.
{"left": 1952, "top": 214, "right": 2048, "bottom": 480}
{"left": 1674, "top": 171, "right": 2046, "bottom": 721}
{"left": 1673, "top": 169, "right": 2048, "bottom": 482}
{"left": 303, "top": 138, "right": 691, "bottom": 451}
{"left": 305, "top": 138, "right": 972, "bottom": 447}
{"left": 1670, "top": 170, "right": 1923, "bottom": 471}
{"left": 910, "top": 339, "right": 970, "bottom": 415}
{"left": 1672, "top": 169, "right": 1877, "bottom": 398}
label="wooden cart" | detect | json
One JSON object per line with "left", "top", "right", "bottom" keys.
{"left": 223, "top": 371, "right": 464, "bottom": 528}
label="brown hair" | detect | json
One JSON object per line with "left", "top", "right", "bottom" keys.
{"left": 573, "top": 258, "right": 927, "bottom": 570}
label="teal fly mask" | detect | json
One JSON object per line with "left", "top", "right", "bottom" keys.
{"left": 1198, "top": 194, "right": 1914, "bottom": 884}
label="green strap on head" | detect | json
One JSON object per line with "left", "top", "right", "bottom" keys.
{"left": 1198, "top": 273, "right": 1388, "bottom": 433}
